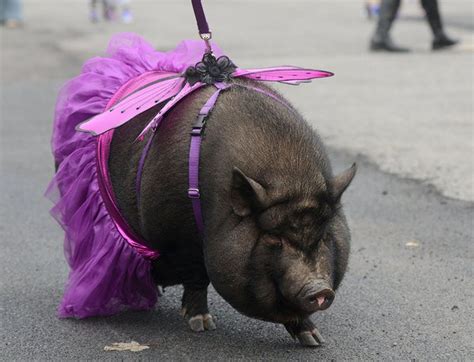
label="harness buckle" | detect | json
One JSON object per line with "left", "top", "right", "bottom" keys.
{"left": 190, "top": 114, "right": 207, "bottom": 136}
{"left": 194, "top": 114, "right": 207, "bottom": 128}
{"left": 188, "top": 188, "right": 201, "bottom": 199}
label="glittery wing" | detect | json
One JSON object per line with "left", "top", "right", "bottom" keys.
{"left": 233, "top": 66, "right": 333, "bottom": 84}
{"left": 136, "top": 82, "right": 206, "bottom": 140}
{"left": 77, "top": 75, "right": 186, "bottom": 135}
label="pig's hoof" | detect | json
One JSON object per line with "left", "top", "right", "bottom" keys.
{"left": 285, "top": 319, "right": 325, "bottom": 347}
{"left": 187, "top": 313, "right": 217, "bottom": 332}
{"left": 296, "top": 328, "right": 325, "bottom": 347}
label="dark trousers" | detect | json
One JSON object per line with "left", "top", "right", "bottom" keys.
{"left": 373, "top": 0, "right": 445, "bottom": 41}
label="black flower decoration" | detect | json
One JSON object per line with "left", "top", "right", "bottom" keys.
{"left": 185, "top": 53, "right": 237, "bottom": 86}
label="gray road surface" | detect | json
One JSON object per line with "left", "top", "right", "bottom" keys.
{"left": 1, "top": 0, "right": 473, "bottom": 360}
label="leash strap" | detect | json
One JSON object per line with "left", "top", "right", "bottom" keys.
{"left": 188, "top": 82, "right": 230, "bottom": 237}
{"left": 191, "top": 0, "right": 212, "bottom": 52}
{"left": 191, "top": 0, "right": 210, "bottom": 35}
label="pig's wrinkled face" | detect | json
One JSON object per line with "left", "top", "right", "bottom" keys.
{"left": 204, "top": 165, "right": 355, "bottom": 324}
{"left": 249, "top": 198, "right": 338, "bottom": 319}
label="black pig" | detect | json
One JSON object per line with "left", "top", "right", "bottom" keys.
{"left": 108, "top": 79, "right": 356, "bottom": 347}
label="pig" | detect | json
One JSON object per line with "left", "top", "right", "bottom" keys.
{"left": 108, "top": 78, "right": 356, "bottom": 347}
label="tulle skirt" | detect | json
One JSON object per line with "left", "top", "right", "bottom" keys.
{"left": 46, "top": 33, "right": 219, "bottom": 318}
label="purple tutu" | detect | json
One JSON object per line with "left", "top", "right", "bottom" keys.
{"left": 46, "top": 33, "right": 222, "bottom": 318}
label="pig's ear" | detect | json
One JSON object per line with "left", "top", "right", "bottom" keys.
{"left": 231, "top": 167, "right": 268, "bottom": 217}
{"left": 329, "top": 163, "right": 357, "bottom": 202}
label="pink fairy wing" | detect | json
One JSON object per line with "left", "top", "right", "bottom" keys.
{"left": 109, "top": 75, "right": 181, "bottom": 112}
{"left": 136, "top": 82, "right": 205, "bottom": 140}
{"left": 233, "top": 66, "right": 333, "bottom": 83}
{"left": 77, "top": 75, "right": 186, "bottom": 135}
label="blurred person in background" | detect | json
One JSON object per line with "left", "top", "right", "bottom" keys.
{"left": 0, "top": 0, "right": 23, "bottom": 29}
{"left": 365, "top": 0, "right": 381, "bottom": 20}
{"left": 370, "top": 0, "right": 458, "bottom": 52}
{"left": 90, "top": 0, "right": 114, "bottom": 22}
{"left": 118, "top": 0, "right": 133, "bottom": 24}
{"left": 90, "top": 0, "right": 132, "bottom": 23}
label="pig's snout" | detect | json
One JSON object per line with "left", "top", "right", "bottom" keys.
{"left": 297, "top": 282, "right": 335, "bottom": 313}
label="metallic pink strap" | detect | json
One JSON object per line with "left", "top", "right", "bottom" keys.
{"left": 96, "top": 73, "right": 161, "bottom": 260}
{"left": 97, "top": 132, "right": 159, "bottom": 260}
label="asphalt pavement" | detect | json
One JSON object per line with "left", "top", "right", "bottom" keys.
{"left": 1, "top": 0, "right": 473, "bottom": 360}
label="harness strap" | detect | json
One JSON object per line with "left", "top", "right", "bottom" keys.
{"left": 187, "top": 82, "right": 293, "bottom": 238}
{"left": 188, "top": 82, "right": 230, "bottom": 237}
{"left": 135, "top": 107, "right": 170, "bottom": 208}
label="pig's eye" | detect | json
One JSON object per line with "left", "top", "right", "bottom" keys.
{"left": 317, "top": 204, "right": 336, "bottom": 222}
{"left": 292, "top": 209, "right": 317, "bottom": 228}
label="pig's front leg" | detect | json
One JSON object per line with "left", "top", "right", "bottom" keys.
{"left": 284, "top": 318, "right": 325, "bottom": 347}
{"left": 181, "top": 286, "right": 217, "bottom": 332}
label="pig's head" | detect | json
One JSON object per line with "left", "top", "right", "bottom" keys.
{"left": 203, "top": 163, "right": 356, "bottom": 324}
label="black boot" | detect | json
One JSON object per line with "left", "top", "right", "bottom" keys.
{"left": 370, "top": 35, "right": 410, "bottom": 52}
{"left": 432, "top": 34, "right": 458, "bottom": 50}
{"left": 420, "top": 0, "right": 459, "bottom": 50}
{"left": 370, "top": 0, "right": 410, "bottom": 52}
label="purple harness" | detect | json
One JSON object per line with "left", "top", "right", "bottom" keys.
{"left": 134, "top": 81, "right": 291, "bottom": 240}
{"left": 132, "top": 82, "right": 232, "bottom": 238}
{"left": 187, "top": 82, "right": 231, "bottom": 236}
{"left": 187, "top": 83, "right": 294, "bottom": 236}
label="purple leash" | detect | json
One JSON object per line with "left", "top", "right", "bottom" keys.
{"left": 136, "top": 0, "right": 215, "bottom": 201}
{"left": 191, "top": 0, "right": 212, "bottom": 53}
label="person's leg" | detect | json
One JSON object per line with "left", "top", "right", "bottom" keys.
{"left": 366, "top": 0, "right": 381, "bottom": 20}
{"left": 90, "top": 0, "right": 99, "bottom": 22}
{"left": 104, "top": 0, "right": 117, "bottom": 21}
{"left": 420, "top": 0, "right": 458, "bottom": 50}
{"left": 0, "top": 0, "right": 6, "bottom": 23}
{"left": 370, "top": 0, "right": 409, "bottom": 52}
{"left": 119, "top": 0, "right": 132, "bottom": 23}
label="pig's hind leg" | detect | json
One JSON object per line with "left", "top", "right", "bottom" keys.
{"left": 151, "top": 246, "right": 216, "bottom": 332}
{"left": 181, "top": 285, "right": 217, "bottom": 332}
{"left": 284, "top": 318, "right": 325, "bottom": 347}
